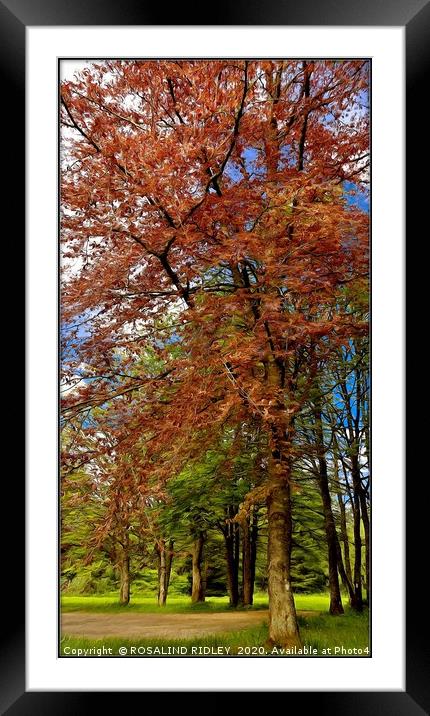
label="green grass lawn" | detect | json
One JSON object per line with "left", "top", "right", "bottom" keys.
{"left": 61, "top": 611, "right": 369, "bottom": 657}
{"left": 60, "top": 592, "right": 369, "bottom": 657}
{"left": 61, "top": 592, "right": 330, "bottom": 614}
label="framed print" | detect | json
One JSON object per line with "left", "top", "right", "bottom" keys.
{"left": 3, "top": 0, "right": 422, "bottom": 711}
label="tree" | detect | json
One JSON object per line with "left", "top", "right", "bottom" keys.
{"left": 330, "top": 339, "right": 370, "bottom": 609}
{"left": 61, "top": 59, "right": 369, "bottom": 646}
{"left": 61, "top": 455, "right": 146, "bottom": 606}
{"left": 293, "top": 383, "right": 344, "bottom": 615}
{"left": 157, "top": 430, "right": 262, "bottom": 606}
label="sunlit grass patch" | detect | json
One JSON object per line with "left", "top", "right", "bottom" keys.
{"left": 61, "top": 591, "right": 331, "bottom": 614}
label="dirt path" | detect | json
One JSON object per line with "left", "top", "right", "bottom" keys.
{"left": 62, "top": 610, "right": 317, "bottom": 639}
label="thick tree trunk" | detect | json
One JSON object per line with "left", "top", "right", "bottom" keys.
{"left": 267, "top": 462, "right": 301, "bottom": 648}
{"left": 191, "top": 531, "right": 205, "bottom": 603}
{"left": 118, "top": 552, "right": 130, "bottom": 606}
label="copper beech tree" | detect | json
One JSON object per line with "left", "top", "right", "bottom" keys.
{"left": 60, "top": 60, "right": 369, "bottom": 647}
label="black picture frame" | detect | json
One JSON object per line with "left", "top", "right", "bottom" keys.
{"left": 6, "top": 0, "right": 421, "bottom": 712}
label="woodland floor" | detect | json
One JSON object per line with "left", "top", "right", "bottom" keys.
{"left": 61, "top": 609, "right": 319, "bottom": 639}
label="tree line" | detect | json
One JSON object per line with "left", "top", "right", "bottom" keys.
{"left": 62, "top": 339, "right": 369, "bottom": 612}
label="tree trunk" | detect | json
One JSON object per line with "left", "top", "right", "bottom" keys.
{"left": 223, "top": 506, "right": 240, "bottom": 607}
{"left": 351, "top": 491, "right": 363, "bottom": 612}
{"left": 337, "top": 490, "right": 353, "bottom": 588}
{"left": 157, "top": 538, "right": 174, "bottom": 606}
{"left": 334, "top": 439, "right": 353, "bottom": 592}
{"left": 191, "top": 531, "right": 205, "bottom": 603}
{"left": 242, "top": 517, "right": 252, "bottom": 606}
{"left": 234, "top": 519, "right": 241, "bottom": 603}
{"left": 361, "top": 500, "right": 370, "bottom": 603}
{"left": 225, "top": 535, "right": 239, "bottom": 606}
{"left": 266, "top": 459, "right": 301, "bottom": 647}
{"left": 314, "top": 401, "right": 344, "bottom": 615}
{"left": 355, "top": 357, "right": 370, "bottom": 604}
{"left": 318, "top": 474, "right": 344, "bottom": 615}
{"left": 338, "top": 367, "right": 367, "bottom": 612}
{"left": 118, "top": 552, "right": 130, "bottom": 606}
{"left": 242, "top": 508, "right": 258, "bottom": 606}
{"left": 157, "top": 540, "right": 167, "bottom": 607}
{"left": 336, "top": 532, "right": 355, "bottom": 603}
{"left": 250, "top": 507, "right": 258, "bottom": 599}
{"left": 354, "top": 458, "right": 370, "bottom": 604}
{"left": 165, "top": 538, "right": 174, "bottom": 597}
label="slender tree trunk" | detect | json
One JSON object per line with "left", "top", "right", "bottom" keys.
{"left": 318, "top": 474, "right": 344, "bottom": 615}
{"left": 234, "top": 520, "right": 241, "bottom": 603}
{"left": 157, "top": 538, "right": 174, "bottom": 606}
{"left": 354, "top": 357, "right": 370, "bottom": 604}
{"left": 337, "top": 490, "right": 353, "bottom": 588}
{"left": 191, "top": 531, "right": 205, "bottom": 603}
{"left": 338, "top": 367, "right": 367, "bottom": 612}
{"left": 266, "top": 453, "right": 301, "bottom": 648}
{"left": 225, "top": 537, "right": 239, "bottom": 606}
{"left": 242, "top": 508, "right": 258, "bottom": 606}
{"left": 336, "top": 533, "right": 355, "bottom": 603}
{"left": 350, "top": 490, "right": 363, "bottom": 612}
{"left": 157, "top": 540, "right": 167, "bottom": 607}
{"left": 361, "top": 505, "right": 370, "bottom": 604}
{"left": 242, "top": 517, "right": 252, "bottom": 606}
{"left": 165, "top": 538, "right": 174, "bottom": 598}
{"left": 223, "top": 505, "right": 240, "bottom": 607}
{"left": 333, "top": 439, "right": 353, "bottom": 591}
{"left": 338, "top": 454, "right": 363, "bottom": 612}
{"left": 353, "top": 458, "right": 370, "bottom": 603}
{"left": 314, "top": 401, "right": 344, "bottom": 615}
{"left": 250, "top": 507, "right": 258, "bottom": 599}
{"left": 118, "top": 551, "right": 130, "bottom": 606}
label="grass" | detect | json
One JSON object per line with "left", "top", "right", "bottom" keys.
{"left": 296, "top": 610, "right": 369, "bottom": 654}
{"left": 61, "top": 592, "right": 330, "bottom": 614}
{"left": 61, "top": 609, "right": 369, "bottom": 657}
{"left": 60, "top": 591, "right": 369, "bottom": 657}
